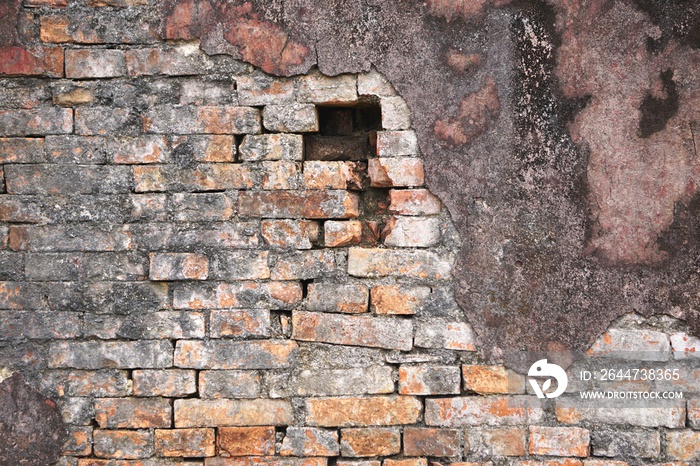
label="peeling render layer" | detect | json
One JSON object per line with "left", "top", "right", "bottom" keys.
{"left": 158, "top": 0, "right": 700, "bottom": 365}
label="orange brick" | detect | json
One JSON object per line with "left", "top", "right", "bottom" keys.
{"left": 399, "top": 365, "right": 460, "bottom": 395}
{"left": 462, "top": 365, "right": 526, "bottom": 394}
{"left": 479, "top": 427, "right": 527, "bottom": 456}
{"left": 529, "top": 426, "right": 590, "bottom": 457}
{"left": 280, "top": 427, "right": 339, "bottom": 456}
{"left": 155, "top": 428, "right": 215, "bottom": 457}
{"left": 206, "top": 458, "right": 328, "bottom": 466}
{"left": 383, "top": 459, "right": 427, "bottom": 466}
{"left": 92, "top": 429, "right": 153, "bottom": 459}
{"left": 0, "top": 46, "right": 64, "bottom": 78}
{"left": 218, "top": 427, "right": 276, "bottom": 456}
{"left": 305, "top": 395, "right": 421, "bottom": 427}
{"left": 371, "top": 285, "right": 430, "bottom": 315}
{"left": 62, "top": 426, "right": 93, "bottom": 456}
{"left": 340, "top": 428, "right": 401, "bottom": 457}
{"left": 666, "top": 430, "right": 700, "bottom": 461}
{"left": 239, "top": 190, "right": 359, "bottom": 219}
{"left": 94, "top": 398, "right": 171, "bottom": 429}
{"left": 174, "top": 399, "right": 293, "bottom": 428}
{"left": 515, "top": 461, "right": 583, "bottom": 466}
{"left": 368, "top": 158, "right": 424, "bottom": 187}
{"left": 324, "top": 220, "right": 363, "bottom": 247}
{"left": 403, "top": 427, "right": 460, "bottom": 457}
{"left": 425, "top": 396, "right": 543, "bottom": 426}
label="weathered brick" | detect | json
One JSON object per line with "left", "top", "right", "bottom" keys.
{"left": 383, "top": 459, "right": 427, "bottom": 466}
{"left": 368, "top": 158, "right": 424, "bottom": 187}
{"left": 414, "top": 320, "right": 477, "bottom": 350}
{"left": 514, "top": 461, "right": 583, "bottom": 466}
{"left": 324, "top": 220, "right": 363, "bottom": 247}
{"left": 40, "top": 13, "right": 159, "bottom": 44}
{"left": 155, "top": 428, "right": 215, "bottom": 458}
{"left": 383, "top": 216, "right": 441, "bottom": 247}
{"left": 95, "top": 398, "right": 171, "bottom": 429}
{"left": 370, "top": 285, "right": 430, "bottom": 315}
{"left": 49, "top": 340, "right": 173, "bottom": 369}
{"left": 0, "top": 46, "right": 64, "bottom": 78}
{"left": 529, "top": 426, "right": 590, "bottom": 457}
{"left": 240, "top": 134, "right": 304, "bottom": 161}
{"left": 554, "top": 399, "right": 686, "bottom": 428}
{"left": 0, "top": 311, "right": 80, "bottom": 339}
{"left": 127, "top": 45, "right": 209, "bottom": 76}
{"left": 43, "top": 135, "right": 107, "bottom": 164}
{"left": 389, "top": 189, "right": 442, "bottom": 215}
{"left": 380, "top": 97, "right": 411, "bottom": 130}
{"left": 149, "top": 253, "right": 209, "bottom": 281}
{"left": 0, "top": 252, "right": 23, "bottom": 280}
{"left": 199, "top": 370, "right": 261, "bottom": 399}
{"left": 462, "top": 365, "right": 527, "bottom": 394}
{"left": 62, "top": 426, "right": 93, "bottom": 456}
{"left": 39, "top": 369, "right": 131, "bottom": 398}
{"left": 0, "top": 107, "right": 72, "bottom": 136}
{"left": 237, "top": 74, "right": 297, "bottom": 106}
{"left": 174, "top": 340, "right": 297, "bottom": 369}
{"left": 0, "top": 138, "right": 45, "bottom": 163}
{"left": 425, "top": 396, "right": 544, "bottom": 426}
{"left": 111, "top": 136, "right": 168, "bottom": 164}
{"left": 85, "top": 281, "right": 170, "bottom": 314}
{"left": 53, "top": 87, "right": 95, "bottom": 107}
{"left": 403, "top": 427, "right": 460, "bottom": 457}
{"left": 292, "top": 311, "right": 413, "bottom": 351}
{"left": 263, "top": 104, "right": 319, "bottom": 132}
{"left": 399, "top": 365, "right": 461, "bottom": 395}
{"left": 305, "top": 395, "right": 422, "bottom": 427}
{"left": 307, "top": 283, "right": 368, "bottom": 313}
{"left": 281, "top": 427, "right": 340, "bottom": 457}
{"left": 143, "top": 106, "right": 261, "bottom": 134}
{"left": 468, "top": 427, "right": 527, "bottom": 457}
{"left": 689, "top": 398, "right": 700, "bottom": 429}
{"left": 358, "top": 69, "right": 396, "bottom": 97}
{"left": 133, "top": 164, "right": 253, "bottom": 192}
{"left": 670, "top": 332, "right": 700, "bottom": 360}
{"left": 297, "top": 73, "right": 358, "bottom": 104}
{"left": 239, "top": 190, "right": 359, "bottom": 219}
{"left": 75, "top": 107, "right": 138, "bottom": 136}
{"left": 338, "top": 461, "right": 381, "bottom": 466}
{"left": 10, "top": 225, "right": 132, "bottom": 251}
{"left": 172, "top": 135, "right": 236, "bottom": 162}
{"left": 0, "top": 196, "right": 48, "bottom": 223}
{"left": 586, "top": 328, "right": 671, "bottom": 361}
{"left": 173, "top": 281, "right": 302, "bottom": 310}
{"left": 59, "top": 397, "right": 95, "bottom": 426}
{"left": 65, "top": 49, "right": 126, "bottom": 79}
{"left": 340, "top": 428, "right": 401, "bottom": 457}
{"left": 133, "top": 369, "right": 197, "bottom": 397}
{"left": 206, "top": 460, "right": 328, "bottom": 466}
{"left": 348, "top": 248, "right": 451, "bottom": 280}
{"left": 172, "top": 192, "right": 235, "bottom": 222}
{"left": 666, "top": 430, "right": 700, "bottom": 461}
{"left": 270, "top": 250, "right": 335, "bottom": 280}
{"left": 129, "top": 194, "right": 168, "bottom": 222}
{"left": 376, "top": 130, "right": 418, "bottom": 156}
{"left": 209, "top": 309, "right": 271, "bottom": 339}
{"left": 591, "top": 429, "right": 660, "bottom": 458}
{"left": 93, "top": 429, "right": 153, "bottom": 459}
{"left": 291, "top": 366, "right": 394, "bottom": 396}
{"left": 87, "top": 0, "right": 151, "bottom": 6}
{"left": 174, "top": 399, "right": 293, "bottom": 427}
{"left": 261, "top": 220, "right": 319, "bottom": 249}
{"left": 132, "top": 222, "right": 260, "bottom": 250}
{"left": 262, "top": 161, "right": 302, "bottom": 190}
{"left": 303, "top": 161, "right": 367, "bottom": 190}
{"left": 218, "top": 426, "right": 276, "bottom": 456}
{"left": 6, "top": 164, "right": 131, "bottom": 195}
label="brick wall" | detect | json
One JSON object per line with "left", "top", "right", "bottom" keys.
{"left": 1, "top": 1, "right": 700, "bottom": 465}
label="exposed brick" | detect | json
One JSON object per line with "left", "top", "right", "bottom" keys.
{"left": 6, "top": 164, "right": 131, "bottom": 195}
{"left": 262, "top": 161, "right": 302, "bottom": 190}
{"left": 133, "top": 164, "right": 253, "bottom": 192}
{"left": 38, "top": 369, "right": 131, "bottom": 398}
{"left": 665, "top": 430, "right": 700, "bottom": 461}
{"left": 155, "top": 428, "right": 215, "bottom": 458}
{"left": 40, "top": 13, "right": 159, "bottom": 44}
{"left": 324, "top": 220, "right": 363, "bottom": 247}
{"left": 529, "top": 426, "right": 590, "bottom": 457}
{"left": 84, "top": 311, "right": 205, "bottom": 340}
{"left": 87, "top": 0, "right": 151, "bottom": 5}
{"left": 240, "top": 134, "right": 304, "bottom": 161}
{"left": 132, "top": 222, "right": 260, "bottom": 250}
{"left": 218, "top": 426, "right": 276, "bottom": 456}
{"left": 127, "top": 45, "right": 209, "bottom": 76}
{"left": 75, "top": 107, "right": 138, "bottom": 136}
{"left": 0, "top": 107, "right": 72, "bottom": 136}
{"left": 383, "top": 216, "right": 441, "bottom": 247}
{"left": 291, "top": 366, "right": 394, "bottom": 396}
{"left": 470, "top": 427, "right": 527, "bottom": 457}
{"left": 132, "top": 369, "right": 197, "bottom": 397}
{"left": 95, "top": 398, "right": 171, "bottom": 429}
{"left": 0, "top": 46, "right": 64, "bottom": 78}
{"left": 270, "top": 250, "right": 335, "bottom": 280}
{"left": 586, "top": 329, "right": 671, "bottom": 361}
{"left": 292, "top": 311, "right": 413, "bottom": 351}
{"left": 348, "top": 248, "right": 451, "bottom": 280}
{"left": 0, "top": 196, "right": 48, "bottom": 223}
{"left": 93, "top": 429, "right": 153, "bottom": 459}
{"left": 149, "top": 253, "right": 209, "bottom": 281}
{"left": 689, "top": 398, "right": 700, "bottom": 429}
{"left": 307, "top": 283, "right": 368, "bottom": 313}
{"left": 281, "top": 427, "right": 340, "bottom": 457}
{"left": 377, "top": 130, "right": 419, "bottom": 156}
{"left": 462, "top": 365, "right": 527, "bottom": 394}
{"left": 371, "top": 285, "right": 430, "bottom": 315}
{"left": 199, "top": 370, "right": 261, "bottom": 399}
{"left": 383, "top": 459, "right": 427, "bottom": 466}
{"left": 142, "top": 106, "right": 261, "bottom": 134}
{"left": 206, "top": 457, "right": 327, "bottom": 466}
{"left": 10, "top": 225, "right": 132, "bottom": 251}
{"left": 425, "top": 396, "right": 544, "bottom": 426}
{"left": 303, "top": 161, "right": 367, "bottom": 190}
{"left": 554, "top": 399, "right": 686, "bottom": 428}
{"left": 261, "top": 220, "right": 319, "bottom": 249}
{"left": 340, "top": 428, "right": 401, "bottom": 457}
{"left": 389, "top": 189, "right": 442, "bottom": 215}
{"left": 111, "top": 136, "right": 168, "bottom": 164}
{"left": 338, "top": 461, "right": 381, "bottom": 466}
{"left": 53, "top": 88, "right": 95, "bottom": 107}
{"left": 591, "top": 429, "right": 660, "bottom": 458}
{"left": 129, "top": 194, "right": 168, "bottom": 222}
{"left": 403, "top": 427, "right": 460, "bottom": 457}
{"left": 62, "top": 426, "right": 93, "bottom": 456}
{"left": 380, "top": 97, "right": 411, "bottom": 130}
{"left": 58, "top": 397, "right": 95, "bottom": 426}
{"left": 172, "top": 192, "right": 235, "bottom": 222}
{"left": 263, "top": 104, "right": 319, "bottom": 132}
{"left": 174, "top": 399, "right": 293, "bottom": 427}
{"left": 670, "top": 332, "right": 700, "bottom": 360}
{"left": 173, "top": 281, "right": 302, "bottom": 310}
{"left": 49, "top": 340, "right": 173, "bottom": 369}
{"left": 297, "top": 73, "right": 358, "bottom": 104}
{"left": 174, "top": 340, "right": 297, "bottom": 369}
{"left": 237, "top": 74, "right": 297, "bottom": 106}
{"left": 358, "top": 69, "right": 397, "bottom": 97}
{"left": 65, "top": 49, "right": 126, "bottom": 79}
{"left": 239, "top": 190, "right": 359, "bottom": 219}
{"left": 414, "top": 320, "right": 477, "bottom": 350}
{"left": 0, "top": 311, "right": 81, "bottom": 340}
{"left": 0, "top": 138, "right": 45, "bottom": 163}
{"left": 209, "top": 309, "right": 271, "bottom": 339}
{"left": 399, "top": 365, "right": 460, "bottom": 395}
{"left": 172, "top": 135, "right": 236, "bottom": 162}
{"left": 515, "top": 461, "right": 583, "bottom": 466}
{"left": 305, "top": 395, "right": 422, "bottom": 427}
{"left": 369, "top": 158, "right": 424, "bottom": 188}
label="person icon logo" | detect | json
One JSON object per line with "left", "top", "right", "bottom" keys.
{"left": 528, "top": 359, "right": 568, "bottom": 399}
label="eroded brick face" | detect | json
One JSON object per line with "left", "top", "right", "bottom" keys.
{"left": 0, "top": 1, "right": 699, "bottom": 463}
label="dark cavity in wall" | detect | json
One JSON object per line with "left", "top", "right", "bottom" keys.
{"left": 638, "top": 68, "right": 679, "bottom": 138}
{"left": 631, "top": 0, "right": 700, "bottom": 49}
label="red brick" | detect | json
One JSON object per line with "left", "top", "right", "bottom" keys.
{"left": 172, "top": 135, "right": 236, "bottom": 162}
{"left": 399, "top": 365, "right": 460, "bottom": 395}
{"left": 172, "top": 192, "right": 235, "bottom": 221}
{"left": 111, "top": 136, "right": 168, "bottom": 164}
{"left": 383, "top": 459, "right": 427, "bottom": 466}
{"left": 516, "top": 461, "right": 583, "bottom": 466}
{"left": 368, "top": 158, "right": 424, "bottom": 187}
{"left": 303, "top": 161, "right": 366, "bottom": 190}
{"left": 348, "top": 248, "right": 451, "bottom": 280}
{"left": 666, "top": 430, "right": 700, "bottom": 461}
{"left": 174, "top": 340, "right": 297, "bottom": 369}
{"left": 65, "top": 49, "right": 126, "bottom": 79}
{"left": 0, "top": 108, "right": 72, "bottom": 136}
{"left": 262, "top": 161, "right": 302, "bottom": 189}
{"left": 62, "top": 426, "right": 93, "bottom": 456}
{"left": 132, "top": 369, "right": 197, "bottom": 397}
{"left": 52, "top": 369, "right": 131, "bottom": 397}
{"left": 133, "top": 164, "right": 253, "bottom": 192}
{"left": 0, "top": 46, "right": 64, "bottom": 77}
{"left": 0, "top": 138, "right": 44, "bottom": 163}
{"left": 403, "top": 428, "right": 460, "bottom": 457}
{"left": 305, "top": 395, "right": 422, "bottom": 427}
{"left": 370, "top": 285, "right": 430, "bottom": 315}
{"left": 339, "top": 461, "right": 381, "bottom": 466}
{"left": 261, "top": 220, "right": 319, "bottom": 249}
{"left": 25, "top": 0, "right": 69, "bottom": 6}
{"left": 462, "top": 365, "right": 527, "bottom": 394}
{"left": 209, "top": 309, "right": 271, "bottom": 339}
{"left": 324, "top": 220, "right": 363, "bottom": 247}
{"left": 529, "top": 426, "right": 590, "bottom": 457}
{"left": 477, "top": 427, "right": 527, "bottom": 456}
{"left": 239, "top": 190, "right": 359, "bottom": 219}
{"left": 174, "top": 399, "right": 293, "bottom": 427}
{"left": 92, "top": 429, "right": 153, "bottom": 459}
{"left": 218, "top": 426, "right": 276, "bottom": 456}
{"left": 280, "top": 427, "right": 340, "bottom": 456}
{"left": 94, "top": 398, "right": 171, "bottom": 429}
{"left": 425, "top": 396, "right": 543, "bottom": 426}
{"left": 173, "top": 281, "right": 302, "bottom": 310}
{"left": 340, "top": 428, "right": 401, "bottom": 457}
{"left": 155, "top": 428, "right": 215, "bottom": 458}
{"left": 40, "top": 14, "right": 158, "bottom": 44}
{"left": 270, "top": 250, "right": 335, "bottom": 280}
{"left": 206, "top": 458, "right": 328, "bottom": 466}
{"left": 142, "top": 106, "right": 261, "bottom": 135}
{"left": 149, "top": 253, "right": 209, "bottom": 281}
{"left": 126, "top": 45, "right": 208, "bottom": 76}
